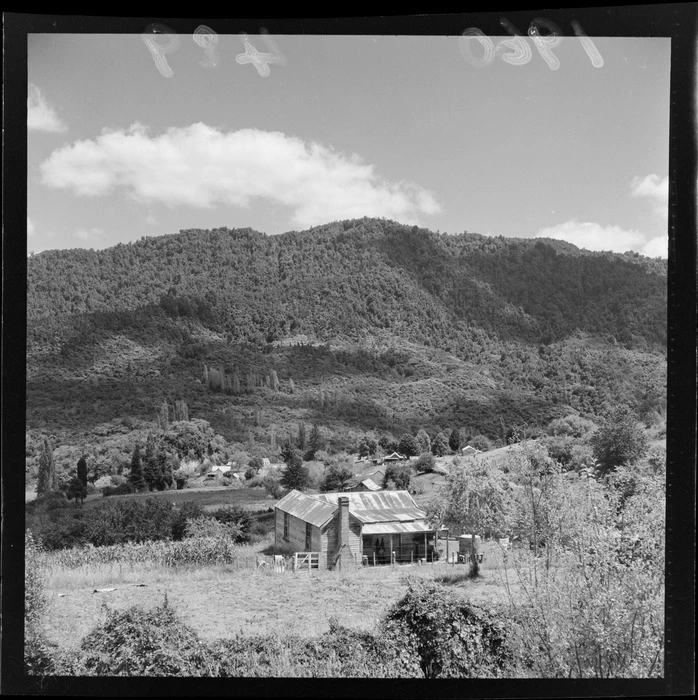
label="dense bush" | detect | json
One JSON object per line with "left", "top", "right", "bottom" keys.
{"left": 102, "top": 481, "right": 135, "bottom": 497}
{"left": 82, "top": 498, "right": 176, "bottom": 547}
{"left": 61, "top": 599, "right": 421, "bottom": 677}
{"left": 170, "top": 501, "right": 205, "bottom": 540}
{"left": 262, "top": 475, "right": 284, "bottom": 499}
{"left": 385, "top": 579, "right": 511, "bottom": 678}
{"left": 382, "top": 464, "right": 411, "bottom": 490}
{"left": 414, "top": 452, "right": 435, "bottom": 474}
{"left": 68, "top": 598, "right": 212, "bottom": 676}
{"left": 211, "top": 505, "right": 253, "bottom": 544}
{"left": 28, "top": 497, "right": 233, "bottom": 550}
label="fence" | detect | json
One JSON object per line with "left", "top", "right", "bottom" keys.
{"left": 292, "top": 552, "right": 320, "bottom": 571}
{"left": 361, "top": 550, "right": 441, "bottom": 566}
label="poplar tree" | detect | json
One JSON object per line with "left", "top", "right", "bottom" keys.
{"left": 77, "top": 455, "right": 88, "bottom": 487}
{"left": 36, "top": 437, "right": 56, "bottom": 496}
{"left": 128, "top": 444, "right": 146, "bottom": 492}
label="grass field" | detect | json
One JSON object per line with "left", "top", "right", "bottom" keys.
{"left": 39, "top": 540, "right": 516, "bottom": 653}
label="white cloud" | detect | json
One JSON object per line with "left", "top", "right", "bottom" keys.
{"left": 28, "top": 84, "right": 67, "bottom": 133}
{"left": 639, "top": 235, "right": 667, "bottom": 258}
{"left": 145, "top": 214, "right": 159, "bottom": 226}
{"left": 39, "top": 123, "right": 441, "bottom": 228}
{"left": 535, "top": 220, "right": 666, "bottom": 258}
{"left": 27, "top": 216, "right": 35, "bottom": 237}
{"left": 75, "top": 227, "right": 104, "bottom": 242}
{"left": 630, "top": 174, "right": 668, "bottom": 219}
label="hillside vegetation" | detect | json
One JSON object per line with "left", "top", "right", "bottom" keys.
{"left": 26, "top": 218, "right": 666, "bottom": 482}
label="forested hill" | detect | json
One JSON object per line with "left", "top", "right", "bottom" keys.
{"left": 27, "top": 218, "right": 667, "bottom": 350}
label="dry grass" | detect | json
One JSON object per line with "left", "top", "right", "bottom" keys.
{"left": 39, "top": 541, "right": 516, "bottom": 653}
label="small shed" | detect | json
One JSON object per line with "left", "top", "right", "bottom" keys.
{"left": 383, "top": 452, "right": 407, "bottom": 463}
{"left": 461, "top": 445, "right": 482, "bottom": 458}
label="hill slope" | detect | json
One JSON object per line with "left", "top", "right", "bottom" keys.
{"left": 26, "top": 218, "right": 667, "bottom": 472}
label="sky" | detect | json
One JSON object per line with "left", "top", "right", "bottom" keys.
{"left": 27, "top": 29, "right": 671, "bottom": 257}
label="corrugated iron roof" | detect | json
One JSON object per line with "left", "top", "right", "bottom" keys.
{"left": 350, "top": 507, "right": 425, "bottom": 524}
{"left": 315, "top": 490, "right": 426, "bottom": 523}
{"left": 276, "top": 489, "right": 431, "bottom": 528}
{"left": 361, "top": 478, "right": 381, "bottom": 491}
{"left": 362, "top": 520, "right": 438, "bottom": 535}
{"left": 275, "top": 490, "right": 337, "bottom": 527}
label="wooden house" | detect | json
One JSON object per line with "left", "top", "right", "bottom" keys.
{"left": 348, "top": 478, "right": 382, "bottom": 492}
{"left": 274, "top": 489, "right": 443, "bottom": 570}
{"left": 461, "top": 445, "right": 482, "bottom": 458}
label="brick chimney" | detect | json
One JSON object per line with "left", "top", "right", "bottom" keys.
{"left": 335, "top": 496, "right": 354, "bottom": 570}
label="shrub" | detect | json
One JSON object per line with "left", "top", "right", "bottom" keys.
{"left": 102, "top": 481, "right": 135, "bottom": 497}
{"left": 469, "top": 435, "right": 492, "bottom": 452}
{"left": 71, "top": 598, "right": 212, "bottom": 676}
{"left": 82, "top": 498, "right": 175, "bottom": 547}
{"left": 384, "top": 579, "right": 511, "bottom": 678}
{"left": 246, "top": 474, "right": 265, "bottom": 488}
{"left": 93, "top": 476, "right": 113, "bottom": 490}
{"left": 382, "top": 464, "right": 411, "bottom": 490}
{"left": 211, "top": 505, "right": 252, "bottom": 544}
{"left": 39, "top": 511, "right": 88, "bottom": 550}
{"left": 262, "top": 475, "right": 284, "bottom": 499}
{"left": 414, "top": 452, "right": 435, "bottom": 474}
{"left": 29, "top": 490, "right": 68, "bottom": 512}
{"left": 170, "top": 501, "right": 205, "bottom": 541}
{"left": 184, "top": 516, "right": 242, "bottom": 542}
{"left": 205, "top": 622, "right": 422, "bottom": 678}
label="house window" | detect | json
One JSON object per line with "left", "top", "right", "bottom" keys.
{"left": 283, "top": 512, "right": 290, "bottom": 541}
{"left": 305, "top": 522, "right": 312, "bottom": 551}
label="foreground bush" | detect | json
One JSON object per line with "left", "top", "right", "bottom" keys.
{"left": 384, "top": 579, "right": 512, "bottom": 678}
{"left": 61, "top": 601, "right": 421, "bottom": 677}
{"left": 209, "top": 619, "right": 421, "bottom": 677}
{"left": 66, "top": 599, "right": 212, "bottom": 676}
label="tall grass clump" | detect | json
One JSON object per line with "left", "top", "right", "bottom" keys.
{"left": 40, "top": 537, "right": 260, "bottom": 571}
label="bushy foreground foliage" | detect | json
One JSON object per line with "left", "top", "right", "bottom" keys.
{"left": 49, "top": 598, "right": 421, "bottom": 678}
{"left": 385, "top": 579, "right": 511, "bottom": 678}
{"left": 64, "top": 599, "right": 212, "bottom": 676}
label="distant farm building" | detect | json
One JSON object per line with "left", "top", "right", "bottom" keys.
{"left": 365, "top": 469, "right": 385, "bottom": 485}
{"left": 383, "top": 452, "right": 407, "bottom": 463}
{"left": 210, "top": 465, "right": 232, "bottom": 474}
{"left": 274, "top": 490, "right": 443, "bottom": 569}
{"left": 461, "top": 445, "right": 482, "bottom": 458}
{"left": 348, "top": 478, "right": 381, "bottom": 493}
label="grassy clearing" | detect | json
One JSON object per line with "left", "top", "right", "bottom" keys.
{"left": 39, "top": 540, "right": 516, "bottom": 654}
